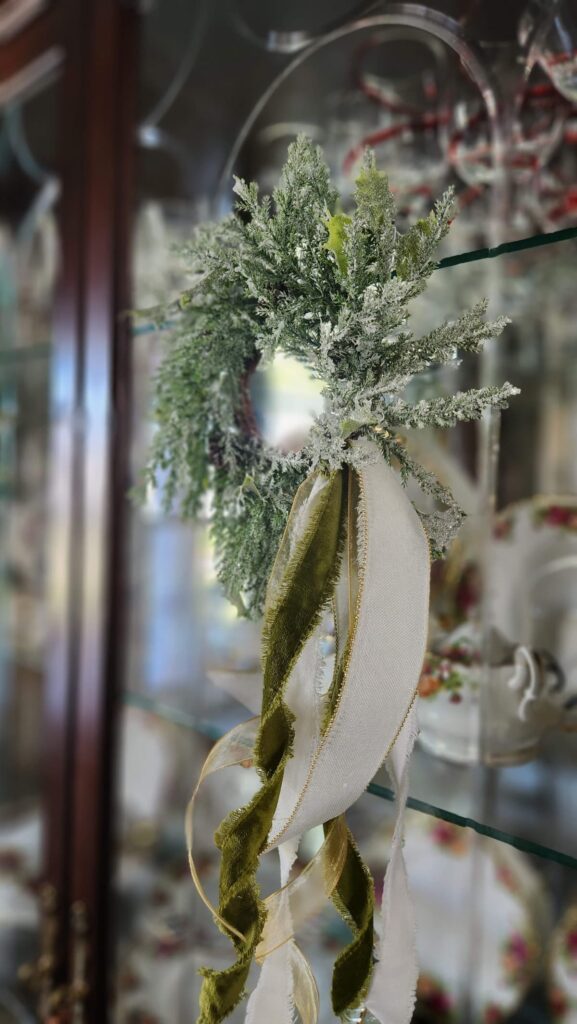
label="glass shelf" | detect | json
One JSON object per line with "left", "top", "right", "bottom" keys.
{"left": 117, "top": 684, "right": 577, "bottom": 1024}
{"left": 124, "top": 689, "right": 226, "bottom": 744}
{"left": 123, "top": 687, "right": 577, "bottom": 871}
{"left": 373, "top": 741, "right": 577, "bottom": 870}
{"left": 437, "top": 224, "right": 577, "bottom": 271}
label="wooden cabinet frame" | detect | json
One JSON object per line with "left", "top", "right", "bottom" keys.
{"left": 0, "top": 3, "right": 138, "bottom": 1018}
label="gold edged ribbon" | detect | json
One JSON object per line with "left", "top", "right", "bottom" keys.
{"left": 185, "top": 717, "right": 349, "bottom": 959}
{"left": 188, "top": 443, "right": 431, "bottom": 1023}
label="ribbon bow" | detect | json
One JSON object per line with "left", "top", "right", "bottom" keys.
{"left": 187, "top": 442, "right": 430, "bottom": 1023}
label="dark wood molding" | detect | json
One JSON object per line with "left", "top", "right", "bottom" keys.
{"left": 29, "top": 0, "right": 139, "bottom": 1012}
{"left": 1, "top": 0, "right": 138, "bottom": 1012}
{"left": 0, "top": 1, "right": 61, "bottom": 82}
{"left": 62, "top": 1, "right": 138, "bottom": 1018}
{"left": 42, "top": 0, "right": 89, "bottom": 994}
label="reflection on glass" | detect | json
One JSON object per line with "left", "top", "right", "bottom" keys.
{"left": 234, "top": 21, "right": 495, "bottom": 245}
{"left": 391, "top": 239, "right": 577, "bottom": 862}
{"left": 0, "top": 87, "right": 58, "bottom": 1015}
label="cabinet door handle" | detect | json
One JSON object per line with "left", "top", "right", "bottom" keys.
{"left": 18, "top": 883, "right": 60, "bottom": 1019}
{"left": 68, "top": 901, "right": 90, "bottom": 1024}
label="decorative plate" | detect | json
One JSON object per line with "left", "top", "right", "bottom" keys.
{"left": 402, "top": 813, "right": 548, "bottom": 1023}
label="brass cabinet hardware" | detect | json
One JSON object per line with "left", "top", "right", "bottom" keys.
{"left": 18, "top": 888, "right": 91, "bottom": 1022}
{"left": 17, "top": 883, "right": 61, "bottom": 1020}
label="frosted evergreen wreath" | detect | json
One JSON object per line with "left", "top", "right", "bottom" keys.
{"left": 141, "top": 138, "right": 517, "bottom": 1024}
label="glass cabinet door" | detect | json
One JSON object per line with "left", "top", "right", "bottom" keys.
{"left": 0, "top": 69, "right": 67, "bottom": 1021}
{"left": 112, "top": 3, "right": 577, "bottom": 1022}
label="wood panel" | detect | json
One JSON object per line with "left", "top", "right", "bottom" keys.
{"left": 1, "top": 1, "right": 138, "bottom": 1013}
{"left": 63, "top": 1, "right": 138, "bottom": 1017}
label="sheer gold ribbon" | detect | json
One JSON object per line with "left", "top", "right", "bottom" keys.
{"left": 185, "top": 715, "right": 349, "bottom": 966}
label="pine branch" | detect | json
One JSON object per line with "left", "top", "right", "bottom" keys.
{"left": 395, "top": 188, "right": 455, "bottom": 282}
{"left": 384, "top": 301, "right": 510, "bottom": 376}
{"left": 344, "top": 150, "right": 396, "bottom": 293}
{"left": 384, "top": 438, "right": 465, "bottom": 555}
{"left": 387, "top": 383, "right": 520, "bottom": 430}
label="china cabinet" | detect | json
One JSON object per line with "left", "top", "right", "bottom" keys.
{"left": 1, "top": 3, "right": 577, "bottom": 1024}
{"left": 0, "top": 2, "right": 136, "bottom": 1020}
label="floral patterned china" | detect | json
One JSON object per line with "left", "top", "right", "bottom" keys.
{"left": 419, "top": 496, "right": 577, "bottom": 765}
{"left": 402, "top": 814, "right": 548, "bottom": 1023}
{"left": 549, "top": 906, "right": 577, "bottom": 1023}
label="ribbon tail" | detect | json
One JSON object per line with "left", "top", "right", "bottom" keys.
{"left": 246, "top": 838, "right": 299, "bottom": 1024}
{"left": 196, "top": 470, "right": 346, "bottom": 1024}
{"left": 269, "top": 620, "right": 326, "bottom": 844}
{"left": 247, "top": 616, "right": 327, "bottom": 1022}
{"left": 367, "top": 704, "right": 419, "bottom": 1024}
{"left": 245, "top": 943, "right": 294, "bottom": 1024}
{"left": 326, "top": 482, "right": 375, "bottom": 1017}
{"left": 264, "top": 445, "right": 429, "bottom": 1021}
{"left": 328, "top": 823, "right": 375, "bottom": 1018}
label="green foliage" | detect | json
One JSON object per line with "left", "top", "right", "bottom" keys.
{"left": 324, "top": 212, "right": 352, "bottom": 274}
{"left": 396, "top": 188, "right": 455, "bottom": 282}
{"left": 140, "top": 137, "right": 517, "bottom": 617}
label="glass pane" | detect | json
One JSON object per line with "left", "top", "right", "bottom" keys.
{"left": 113, "top": 694, "right": 577, "bottom": 1024}
{"left": 115, "top": 215, "right": 577, "bottom": 1020}
{"left": 0, "top": 82, "right": 59, "bottom": 1017}
{"left": 136, "top": 0, "right": 577, "bottom": 251}
{"left": 114, "top": 3, "right": 577, "bottom": 1020}
{"left": 127, "top": 220, "right": 577, "bottom": 871}
{"left": 369, "top": 234, "right": 577, "bottom": 865}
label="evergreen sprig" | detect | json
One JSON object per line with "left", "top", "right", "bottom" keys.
{"left": 141, "top": 137, "right": 517, "bottom": 616}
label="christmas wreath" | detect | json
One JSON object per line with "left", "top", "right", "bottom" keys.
{"left": 141, "top": 138, "right": 516, "bottom": 1024}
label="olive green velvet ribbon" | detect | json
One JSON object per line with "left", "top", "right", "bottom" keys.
{"left": 326, "top": 821, "right": 376, "bottom": 1017}
{"left": 196, "top": 466, "right": 376, "bottom": 1023}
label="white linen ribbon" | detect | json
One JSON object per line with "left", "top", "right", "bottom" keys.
{"left": 247, "top": 442, "right": 430, "bottom": 1022}
{"left": 267, "top": 442, "right": 429, "bottom": 846}
{"left": 367, "top": 704, "right": 420, "bottom": 1024}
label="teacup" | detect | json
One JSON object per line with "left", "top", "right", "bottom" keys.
{"left": 418, "top": 621, "right": 571, "bottom": 766}
{"left": 418, "top": 497, "right": 577, "bottom": 766}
